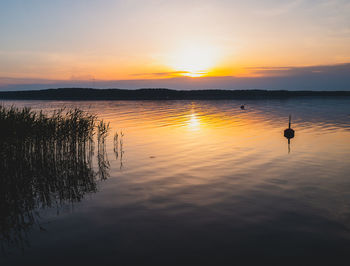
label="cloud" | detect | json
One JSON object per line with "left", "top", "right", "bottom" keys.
{"left": 246, "top": 63, "right": 350, "bottom": 77}
{"left": 0, "top": 63, "right": 349, "bottom": 91}
{"left": 253, "top": 0, "right": 303, "bottom": 16}
{"left": 130, "top": 71, "right": 190, "bottom": 77}
{"left": 70, "top": 74, "right": 95, "bottom": 81}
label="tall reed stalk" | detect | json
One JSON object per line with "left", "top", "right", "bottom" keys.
{"left": 0, "top": 105, "right": 110, "bottom": 252}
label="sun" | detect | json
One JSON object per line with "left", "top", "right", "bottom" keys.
{"left": 169, "top": 44, "right": 219, "bottom": 77}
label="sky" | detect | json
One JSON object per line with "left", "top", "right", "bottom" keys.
{"left": 0, "top": 0, "right": 350, "bottom": 90}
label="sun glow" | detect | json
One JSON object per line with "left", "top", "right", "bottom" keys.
{"left": 169, "top": 44, "right": 220, "bottom": 77}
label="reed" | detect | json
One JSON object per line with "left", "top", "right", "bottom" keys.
{"left": 0, "top": 105, "right": 110, "bottom": 252}
{"left": 0, "top": 106, "right": 98, "bottom": 144}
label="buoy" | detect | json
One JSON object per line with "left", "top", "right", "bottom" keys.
{"left": 284, "top": 115, "right": 295, "bottom": 139}
{"left": 284, "top": 115, "right": 295, "bottom": 154}
{"left": 240, "top": 105, "right": 245, "bottom": 110}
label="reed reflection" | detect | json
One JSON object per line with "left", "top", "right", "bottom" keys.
{"left": 113, "top": 130, "right": 124, "bottom": 169}
{"left": 0, "top": 107, "right": 111, "bottom": 252}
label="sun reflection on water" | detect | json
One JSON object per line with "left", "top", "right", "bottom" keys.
{"left": 187, "top": 113, "right": 201, "bottom": 131}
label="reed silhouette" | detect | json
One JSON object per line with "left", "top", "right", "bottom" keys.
{"left": 0, "top": 106, "right": 111, "bottom": 252}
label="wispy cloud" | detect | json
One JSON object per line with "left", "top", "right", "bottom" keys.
{"left": 1, "top": 63, "right": 349, "bottom": 91}
{"left": 246, "top": 63, "right": 350, "bottom": 77}
{"left": 253, "top": 0, "right": 303, "bottom": 16}
{"left": 130, "top": 71, "right": 190, "bottom": 77}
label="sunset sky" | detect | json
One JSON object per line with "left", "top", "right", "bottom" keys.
{"left": 1, "top": 0, "right": 350, "bottom": 90}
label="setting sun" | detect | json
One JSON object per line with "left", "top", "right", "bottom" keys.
{"left": 169, "top": 44, "right": 220, "bottom": 77}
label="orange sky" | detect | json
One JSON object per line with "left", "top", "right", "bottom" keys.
{"left": 1, "top": 0, "right": 350, "bottom": 82}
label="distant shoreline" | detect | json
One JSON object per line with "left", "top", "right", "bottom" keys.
{"left": 0, "top": 88, "right": 350, "bottom": 101}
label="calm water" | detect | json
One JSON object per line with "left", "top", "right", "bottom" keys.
{"left": 1, "top": 99, "right": 350, "bottom": 265}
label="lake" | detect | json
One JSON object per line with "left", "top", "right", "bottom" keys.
{"left": 1, "top": 98, "right": 350, "bottom": 265}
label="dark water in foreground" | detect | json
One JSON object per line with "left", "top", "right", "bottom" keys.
{"left": 1, "top": 99, "right": 350, "bottom": 265}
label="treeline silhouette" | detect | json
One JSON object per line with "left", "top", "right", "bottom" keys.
{"left": 0, "top": 88, "right": 349, "bottom": 100}
{"left": 0, "top": 106, "right": 110, "bottom": 252}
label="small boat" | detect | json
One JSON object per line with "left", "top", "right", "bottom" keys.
{"left": 240, "top": 105, "right": 245, "bottom": 110}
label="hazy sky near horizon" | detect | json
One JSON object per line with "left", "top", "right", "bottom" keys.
{"left": 1, "top": 0, "right": 350, "bottom": 89}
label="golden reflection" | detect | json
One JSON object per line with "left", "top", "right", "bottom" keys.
{"left": 187, "top": 113, "right": 201, "bottom": 131}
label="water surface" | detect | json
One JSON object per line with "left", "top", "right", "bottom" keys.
{"left": 1, "top": 99, "right": 350, "bottom": 265}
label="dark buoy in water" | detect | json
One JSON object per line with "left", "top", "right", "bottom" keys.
{"left": 240, "top": 104, "right": 245, "bottom": 110}
{"left": 284, "top": 115, "right": 295, "bottom": 139}
{"left": 284, "top": 115, "right": 295, "bottom": 153}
